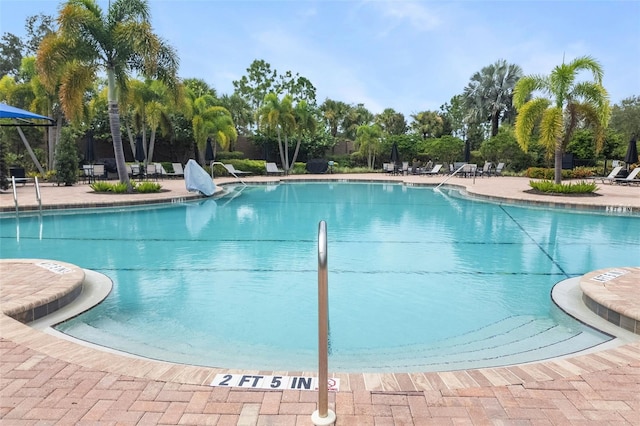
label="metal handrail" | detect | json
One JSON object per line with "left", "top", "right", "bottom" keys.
{"left": 435, "top": 163, "right": 467, "bottom": 190}
{"left": 11, "top": 176, "right": 18, "bottom": 216}
{"left": 312, "top": 220, "right": 336, "bottom": 425}
{"left": 211, "top": 161, "right": 247, "bottom": 186}
{"left": 35, "top": 176, "right": 42, "bottom": 213}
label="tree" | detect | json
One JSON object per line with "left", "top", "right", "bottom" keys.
{"left": 609, "top": 96, "right": 640, "bottom": 141}
{"left": 219, "top": 93, "right": 253, "bottom": 138}
{"left": 410, "top": 110, "right": 444, "bottom": 139}
{"left": 259, "top": 93, "right": 295, "bottom": 173}
{"left": 290, "top": 100, "right": 316, "bottom": 167}
{"left": 232, "top": 59, "right": 277, "bottom": 129}
{"left": 0, "top": 33, "right": 24, "bottom": 78}
{"left": 375, "top": 108, "right": 407, "bottom": 135}
{"left": 37, "top": 0, "right": 179, "bottom": 191}
{"left": 355, "top": 124, "right": 383, "bottom": 169}
{"left": 514, "top": 55, "right": 610, "bottom": 183}
{"left": 463, "top": 60, "right": 522, "bottom": 137}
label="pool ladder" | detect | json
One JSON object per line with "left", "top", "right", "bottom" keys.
{"left": 11, "top": 176, "right": 43, "bottom": 216}
{"left": 435, "top": 163, "right": 468, "bottom": 190}
{"left": 210, "top": 161, "right": 247, "bottom": 186}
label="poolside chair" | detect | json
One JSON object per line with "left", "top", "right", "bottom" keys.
{"left": 383, "top": 163, "right": 393, "bottom": 174}
{"left": 494, "top": 162, "right": 505, "bottom": 176}
{"left": 145, "top": 163, "right": 159, "bottom": 181}
{"left": 421, "top": 164, "right": 442, "bottom": 176}
{"left": 614, "top": 167, "right": 640, "bottom": 185}
{"left": 400, "top": 161, "right": 409, "bottom": 175}
{"left": 479, "top": 161, "right": 492, "bottom": 177}
{"left": 166, "top": 163, "right": 184, "bottom": 178}
{"left": 265, "top": 162, "right": 284, "bottom": 175}
{"left": 591, "top": 166, "right": 623, "bottom": 184}
{"left": 92, "top": 164, "right": 106, "bottom": 181}
{"left": 224, "top": 164, "right": 251, "bottom": 176}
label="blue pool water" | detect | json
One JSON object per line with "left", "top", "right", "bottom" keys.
{"left": 1, "top": 182, "right": 638, "bottom": 372}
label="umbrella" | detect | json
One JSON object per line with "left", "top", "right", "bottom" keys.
{"left": 624, "top": 136, "right": 638, "bottom": 170}
{"left": 135, "top": 135, "right": 145, "bottom": 162}
{"left": 205, "top": 137, "right": 214, "bottom": 164}
{"left": 84, "top": 132, "right": 95, "bottom": 163}
{"left": 390, "top": 143, "right": 400, "bottom": 165}
{"left": 464, "top": 139, "right": 471, "bottom": 163}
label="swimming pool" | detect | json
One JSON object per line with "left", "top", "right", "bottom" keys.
{"left": 1, "top": 182, "right": 638, "bottom": 372}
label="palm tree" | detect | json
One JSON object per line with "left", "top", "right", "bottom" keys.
{"left": 187, "top": 90, "right": 235, "bottom": 165}
{"left": 37, "top": 0, "right": 178, "bottom": 191}
{"left": 463, "top": 60, "right": 523, "bottom": 137}
{"left": 513, "top": 56, "right": 610, "bottom": 184}
{"left": 259, "top": 93, "right": 295, "bottom": 174}
{"left": 410, "top": 110, "right": 444, "bottom": 139}
{"left": 290, "top": 100, "right": 316, "bottom": 168}
{"left": 355, "top": 124, "right": 383, "bottom": 169}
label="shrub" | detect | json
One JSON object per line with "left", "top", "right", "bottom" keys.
{"left": 90, "top": 181, "right": 112, "bottom": 192}
{"left": 529, "top": 180, "right": 599, "bottom": 194}
{"left": 55, "top": 127, "right": 81, "bottom": 185}
{"left": 135, "top": 181, "right": 162, "bottom": 193}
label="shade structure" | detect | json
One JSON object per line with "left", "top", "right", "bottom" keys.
{"left": 390, "top": 143, "right": 400, "bottom": 165}
{"left": 0, "top": 103, "right": 54, "bottom": 126}
{"left": 205, "top": 137, "right": 214, "bottom": 163}
{"left": 624, "top": 136, "right": 638, "bottom": 169}
{"left": 135, "top": 136, "right": 145, "bottom": 162}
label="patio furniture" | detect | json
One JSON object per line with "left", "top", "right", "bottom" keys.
{"left": 591, "top": 166, "right": 623, "bottom": 184}
{"left": 265, "top": 162, "right": 284, "bottom": 175}
{"left": 614, "top": 167, "right": 640, "bottom": 185}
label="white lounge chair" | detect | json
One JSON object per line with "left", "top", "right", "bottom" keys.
{"left": 494, "top": 162, "right": 505, "bottom": 176}
{"left": 224, "top": 164, "right": 250, "bottom": 176}
{"left": 591, "top": 166, "right": 623, "bottom": 184}
{"left": 265, "top": 162, "right": 284, "bottom": 175}
{"left": 421, "top": 164, "right": 442, "bottom": 176}
{"left": 614, "top": 167, "right": 640, "bottom": 185}
{"left": 166, "top": 163, "right": 184, "bottom": 178}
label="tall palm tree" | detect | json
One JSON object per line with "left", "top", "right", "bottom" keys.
{"left": 355, "top": 124, "right": 383, "bottom": 169}
{"left": 513, "top": 55, "right": 610, "bottom": 184}
{"left": 290, "top": 100, "right": 316, "bottom": 168}
{"left": 37, "top": 0, "right": 178, "bottom": 191}
{"left": 463, "top": 59, "right": 523, "bottom": 137}
{"left": 259, "top": 93, "right": 295, "bottom": 173}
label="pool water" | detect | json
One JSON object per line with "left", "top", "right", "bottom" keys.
{"left": 1, "top": 182, "right": 638, "bottom": 372}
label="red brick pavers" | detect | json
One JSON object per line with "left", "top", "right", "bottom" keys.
{"left": 2, "top": 337, "right": 640, "bottom": 425}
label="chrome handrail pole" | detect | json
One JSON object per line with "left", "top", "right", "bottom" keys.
{"left": 312, "top": 220, "right": 336, "bottom": 425}
{"left": 435, "top": 163, "right": 467, "bottom": 190}
{"left": 12, "top": 176, "right": 19, "bottom": 216}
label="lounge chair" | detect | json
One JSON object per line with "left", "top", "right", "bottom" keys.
{"left": 590, "top": 166, "right": 623, "bottom": 184}
{"left": 92, "top": 164, "right": 106, "bottom": 180}
{"left": 145, "top": 163, "right": 159, "bottom": 181}
{"left": 479, "top": 161, "right": 492, "bottom": 177}
{"left": 166, "top": 163, "right": 184, "bottom": 178}
{"left": 265, "top": 162, "right": 284, "bottom": 175}
{"left": 494, "top": 162, "right": 505, "bottom": 176}
{"left": 383, "top": 163, "right": 393, "bottom": 174}
{"left": 614, "top": 167, "right": 640, "bottom": 185}
{"left": 421, "top": 164, "right": 442, "bottom": 176}
{"left": 224, "top": 164, "right": 251, "bottom": 176}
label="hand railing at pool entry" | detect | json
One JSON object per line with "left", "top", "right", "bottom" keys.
{"left": 312, "top": 220, "right": 336, "bottom": 425}
{"left": 435, "top": 163, "right": 467, "bottom": 190}
{"left": 211, "top": 161, "right": 247, "bottom": 186}
{"left": 10, "top": 176, "right": 43, "bottom": 217}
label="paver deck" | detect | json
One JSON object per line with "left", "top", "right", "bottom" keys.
{"left": 1, "top": 174, "right": 639, "bottom": 425}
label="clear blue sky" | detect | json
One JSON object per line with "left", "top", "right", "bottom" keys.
{"left": 1, "top": 0, "right": 639, "bottom": 117}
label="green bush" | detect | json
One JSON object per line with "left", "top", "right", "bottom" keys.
{"left": 55, "top": 127, "right": 81, "bottom": 186}
{"left": 529, "top": 180, "right": 599, "bottom": 194}
{"left": 90, "top": 181, "right": 112, "bottom": 192}
{"left": 216, "top": 151, "right": 245, "bottom": 160}
{"left": 526, "top": 166, "right": 598, "bottom": 179}
{"left": 134, "top": 181, "right": 162, "bottom": 193}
